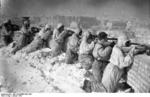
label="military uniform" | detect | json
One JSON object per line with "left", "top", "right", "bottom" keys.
{"left": 24, "top": 24, "right": 52, "bottom": 54}
{"left": 101, "top": 34, "right": 136, "bottom": 92}
{"left": 11, "top": 26, "right": 31, "bottom": 54}
{"left": 101, "top": 45, "right": 134, "bottom": 92}
{"left": 79, "top": 31, "right": 95, "bottom": 70}
{"left": 65, "top": 33, "right": 80, "bottom": 64}
{"left": 65, "top": 22, "right": 82, "bottom": 64}
{"left": 50, "top": 23, "right": 75, "bottom": 57}
{"left": 50, "top": 23, "right": 65, "bottom": 57}
{"left": 11, "top": 17, "right": 36, "bottom": 54}
{"left": 0, "top": 20, "right": 14, "bottom": 47}
{"left": 92, "top": 41, "right": 112, "bottom": 83}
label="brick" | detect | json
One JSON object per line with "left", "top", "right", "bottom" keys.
{"left": 128, "top": 64, "right": 150, "bottom": 92}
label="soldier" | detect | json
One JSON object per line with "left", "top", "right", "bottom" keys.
{"left": 11, "top": 17, "right": 31, "bottom": 54}
{"left": 61, "top": 22, "right": 81, "bottom": 53}
{"left": 91, "top": 32, "right": 114, "bottom": 92}
{"left": 0, "top": 19, "right": 14, "bottom": 47}
{"left": 50, "top": 23, "right": 65, "bottom": 57}
{"left": 65, "top": 22, "right": 82, "bottom": 64}
{"left": 24, "top": 24, "right": 53, "bottom": 54}
{"left": 52, "top": 23, "right": 64, "bottom": 41}
{"left": 50, "top": 22, "right": 75, "bottom": 57}
{"left": 101, "top": 33, "right": 139, "bottom": 92}
{"left": 78, "top": 30, "right": 95, "bottom": 70}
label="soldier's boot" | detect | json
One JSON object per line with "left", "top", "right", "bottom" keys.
{"left": 91, "top": 81, "right": 107, "bottom": 92}
{"left": 82, "top": 79, "right": 92, "bottom": 93}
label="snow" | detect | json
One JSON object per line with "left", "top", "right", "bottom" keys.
{"left": 0, "top": 46, "right": 85, "bottom": 93}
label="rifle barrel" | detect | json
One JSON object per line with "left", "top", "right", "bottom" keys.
{"left": 107, "top": 38, "right": 117, "bottom": 40}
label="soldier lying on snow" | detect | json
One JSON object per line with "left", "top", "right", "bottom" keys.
{"left": 11, "top": 17, "right": 33, "bottom": 54}
{"left": 23, "top": 24, "right": 53, "bottom": 54}
{"left": 0, "top": 19, "right": 19, "bottom": 48}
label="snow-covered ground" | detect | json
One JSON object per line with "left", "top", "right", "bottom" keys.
{"left": 0, "top": 43, "right": 133, "bottom": 93}
{"left": 0, "top": 45, "right": 86, "bottom": 93}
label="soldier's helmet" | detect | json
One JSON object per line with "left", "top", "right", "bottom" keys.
{"left": 68, "top": 21, "right": 81, "bottom": 34}
{"left": 56, "top": 23, "right": 64, "bottom": 29}
{"left": 117, "top": 33, "right": 129, "bottom": 47}
{"left": 83, "top": 30, "right": 91, "bottom": 38}
{"left": 97, "top": 32, "right": 108, "bottom": 40}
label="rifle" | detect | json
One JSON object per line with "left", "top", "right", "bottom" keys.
{"left": 106, "top": 37, "right": 150, "bottom": 56}
{"left": 107, "top": 38, "right": 117, "bottom": 41}
{"left": 126, "top": 41, "right": 150, "bottom": 56}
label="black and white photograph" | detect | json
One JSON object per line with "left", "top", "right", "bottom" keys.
{"left": 0, "top": 0, "right": 150, "bottom": 95}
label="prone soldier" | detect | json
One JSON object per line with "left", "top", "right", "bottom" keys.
{"left": 11, "top": 17, "right": 32, "bottom": 54}
{"left": 24, "top": 24, "right": 53, "bottom": 54}
{"left": 0, "top": 19, "right": 14, "bottom": 47}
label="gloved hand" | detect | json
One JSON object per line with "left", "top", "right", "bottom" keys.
{"left": 128, "top": 45, "right": 137, "bottom": 56}
{"left": 109, "top": 41, "right": 116, "bottom": 47}
{"left": 134, "top": 46, "right": 147, "bottom": 55}
{"left": 93, "top": 38, "right": 98, "bottom": 44}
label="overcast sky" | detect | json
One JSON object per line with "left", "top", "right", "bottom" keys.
{"left": 1, "top": 0, "right": 150, "bottom": 22}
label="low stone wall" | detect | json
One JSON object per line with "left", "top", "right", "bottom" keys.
{"left": 127, "top": 55, "right": 150, "bottom": 92}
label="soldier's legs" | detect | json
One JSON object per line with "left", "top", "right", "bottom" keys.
{"left": 11, "top": 40, "right": 26, "bottom": 54}
{"left": 79, "top": 54, "right": 93, "bottom": 70}
{"left": 50, "top": 40, "right": 62, "bottom": 57}
{"left": 102, "top": 64, "right": 123, "bottom": 92}
{"left": 91, "top": 81, "right": 107, "bottom": 92}
{"left": 65, "top": 49, "right": 77, "bottom": 64}
{"left": 92, "top": 60, "right": 108, "bottom": 82}
{"left": 65, "top": 49, "right": 72, "bottom": 64}
{"left": 51, "top": 46, "right": 62, "bottom": 57}
{"left": 0, "top": 37, "right": 7, "bottom": 47}
{"left": 25, "top": 39, "right": 43, "bottom": 54}
{"left": 92, "top": 60, "right": 103, "bottom": 83}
